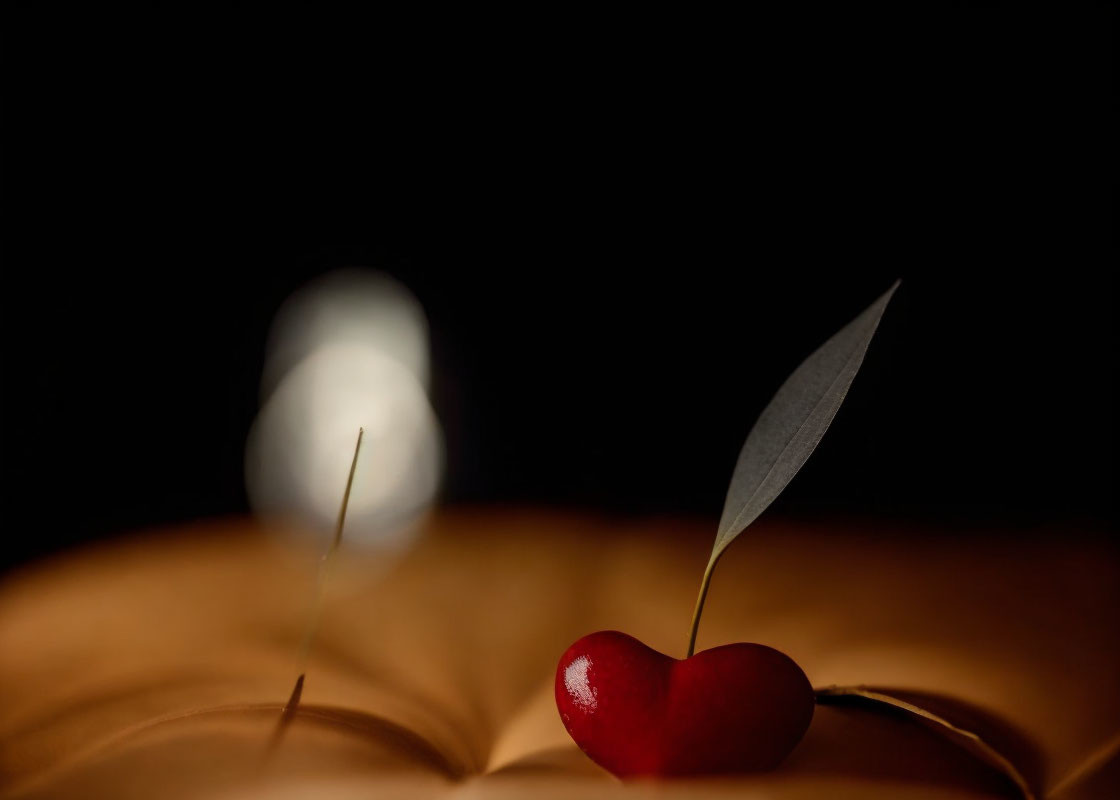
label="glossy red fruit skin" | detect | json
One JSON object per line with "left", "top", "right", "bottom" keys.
{"left": 555, "top": 630, "right": 814, "bottom": 777}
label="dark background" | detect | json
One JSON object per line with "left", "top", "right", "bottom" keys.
{"left": 1, "top": 6, "right": 1114, "bottom": 572}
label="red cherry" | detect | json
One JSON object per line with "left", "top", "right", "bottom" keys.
{"left": 555, "top": 630, "right": 814, "bottom": 777}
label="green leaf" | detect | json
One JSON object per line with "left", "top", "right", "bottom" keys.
{"left": 686, "top": 281, "right": 899, "bottom": 656}
{"left": 712, "top": 280, "right": 899, "bottom": 563}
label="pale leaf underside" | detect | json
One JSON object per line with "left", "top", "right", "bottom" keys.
{"left": 713, "top": 281, "right": 900, "bottom": 561}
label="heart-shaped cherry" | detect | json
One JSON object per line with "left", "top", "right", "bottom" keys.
{"left": 554, "top": 288, "right": 896, "bottom": 777}
{"left": 555, "top": 630, "right": 814, "bottom": 777}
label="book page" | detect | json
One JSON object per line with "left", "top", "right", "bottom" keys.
{"left": 1, "top": 511, "right": 1115, "bottom": 798}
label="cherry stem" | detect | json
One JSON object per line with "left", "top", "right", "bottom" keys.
{"left": 686, "top": 556, "right": 718, "bottom": 658}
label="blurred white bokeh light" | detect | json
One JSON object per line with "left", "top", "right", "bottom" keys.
{"left": 246, "top": 271, "right": 442, "bottom": 549}
{"left": 261, "top": 269, "right": 431, "bottom": 397}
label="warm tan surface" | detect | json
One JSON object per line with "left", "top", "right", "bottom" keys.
{"left": 0, "top": 510, "right": 1116, "bottom": 799}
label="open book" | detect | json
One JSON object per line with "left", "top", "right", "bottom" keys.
{"left": 1, "top": 511, "right": 1116, "bottom": 798}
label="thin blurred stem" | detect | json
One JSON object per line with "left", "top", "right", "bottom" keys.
{"left": 296, "top": 427, "right": 364, "bottom": 672}
{"left": 264, "top": 428, "right": 363, "bottom": 765}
